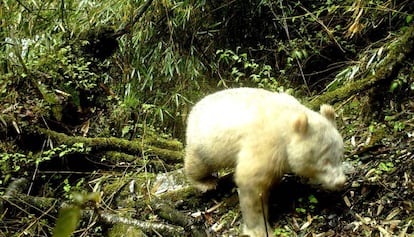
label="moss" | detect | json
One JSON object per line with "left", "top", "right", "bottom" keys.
{"left": 158, "top": 186, "right": 198, "bottom": 204}
{"left": 306, "top": 24, "right": 414, "bottom": 109}
{"left": 107, "top": 223, "right": 147, "bottom": 237}
{"left": 35, "top": 128, "right": 184, "bottom": 163}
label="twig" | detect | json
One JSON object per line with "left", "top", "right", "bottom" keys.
{"left": 299, "top": 5, "right": 345, "bottom": 53}
{"left": 272, "top": 1, "right": 311, "bottom": 95}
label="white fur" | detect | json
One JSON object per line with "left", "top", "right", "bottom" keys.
{"left": 184, "top": 88, "right": 346, "bottom": 236}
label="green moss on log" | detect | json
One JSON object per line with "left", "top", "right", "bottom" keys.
{"left": 306, "top": 24, "right": 414, "bottom": 109}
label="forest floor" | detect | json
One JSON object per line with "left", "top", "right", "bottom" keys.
{"left": 1, "top": 92, "right": 413, "bottom": 237}
{"left": 161, "top": 93, "right": 414, "bottom": 237}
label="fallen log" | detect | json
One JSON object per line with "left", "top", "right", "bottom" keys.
{"left": 31, "top": 127, "right": 184, "bottom": 164}
{"left": 307, "top": 23, "right": 414, "bottom": 109}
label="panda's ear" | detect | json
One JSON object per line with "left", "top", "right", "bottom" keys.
{"left": 293, "top": 113, "right": 308, "bottom": 135}
{"left": 320, "top": 104, "right": 336, "bottom": 126}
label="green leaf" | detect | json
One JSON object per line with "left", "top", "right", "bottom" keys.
{"left": 406, "top": 15, "right": 413, "bottom": 24}
{"left": 63, "top": 179, "right": 71, "bottom": 193}
{"left": 52, "top": 206, "right": 81, "bottom": 237}
{"left": 295, "top": 207, "right": 306, "bottom": 214}
{"left": 368, "top": 124, "right": 376, "bottom": 133}
{"left": 121, "top": 125, "right": 131, "bottom": 137}
{"left": 293, "top": 50, "right": 302, "bottom": 59}
{"left": 308, "top": 194, "right": 318, "bottom": 204}
{"left": 389, "top": 81, "right": 399, "bottom": 92}
{"left": 378, "top": 162, "right": 394, "bottom": 173}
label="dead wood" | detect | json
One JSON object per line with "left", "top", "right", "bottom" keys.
{"left": 101, "top": 151, "right": 177, "bottom": 171}
{"left": 151, "top": 199, "right": 194, "bottom": 227}
{"left": 33, "top": 127, "right": 184, "bottom": 164}
{"left": 0, "top": 178, "right": 57, "bottom": 216}
{"left": 307, "top": 23, "right": 414, "bottom": 109}
{"left": 0, "top": 193, "right": 58, "bottom": 215}
{"left": 99, "top": 212, "right": 185, "bottom": 236}
{"left": 0, "top": 193, "right": 188, "bottom": 237}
